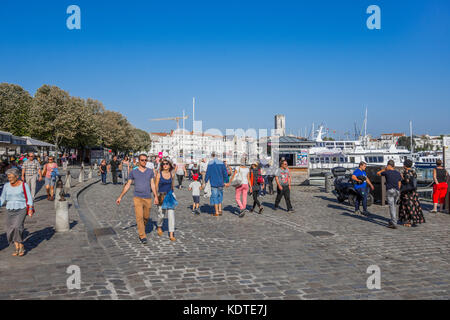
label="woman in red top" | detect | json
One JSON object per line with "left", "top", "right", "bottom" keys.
{"left": 431, "top": 160, "right": 449, "bottom": 213}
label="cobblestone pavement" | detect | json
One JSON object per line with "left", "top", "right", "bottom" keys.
{"left": 1, "top": 174, "right": 449, "bottom": 300}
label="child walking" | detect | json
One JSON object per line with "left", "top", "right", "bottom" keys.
{"left": 189, "top": 174, "right": 203, "bottom": 215}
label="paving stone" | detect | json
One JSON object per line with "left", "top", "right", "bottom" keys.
{"left": 1, "top": 178, "right": 449, "bottom": 300}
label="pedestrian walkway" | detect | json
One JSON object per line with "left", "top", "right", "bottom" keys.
{"left": 1, "top": 176, "right": 449, "bottom": 299}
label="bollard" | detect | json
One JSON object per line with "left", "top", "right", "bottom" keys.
{"left": 324, "top": 172, "right": 333, "bottom": 193}
{"left": 93, "top": 163, "right": 98, "bottom": 171}
{"left": 380, "top": 175, "right": 386, "bottom": 206}
{"left": 63, "top": 161, "right": 68, "bottom": 171}
{"left": 78, "top": 168, "right": 84, "bottom": 183}
{"left": 55, "top": 186, "right": 69, "bottom": 232}
{"left": 54, "top": 177, "right": 63, "bottom": 208}
{"left": 88, "top": 167, "right": 93, "bottom": 179}
{"left": 65, "top": 171, "right": 72, "bottom": 190}
{"left": 55, "top": 199, "right": 70, "bottom": 232}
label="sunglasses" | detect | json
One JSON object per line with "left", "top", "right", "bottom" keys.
{"left": 139, "top": 159, "right": 147, "bottom": 162}
{"left": 162, "top": 163, "right": 169, "bottom": 165}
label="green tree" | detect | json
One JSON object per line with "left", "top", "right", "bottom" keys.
{"left": 397, "top": 136, "right": 416, "bottom": 151}
{"left": 29, "top": 85, "right": 75, "bottom": 151}
{"left": 132, "top": 128, "right": 151, "bottom": 152}
{"left": 69, "top": 97, "right": 101, "bottom": 149}
{"left": 0, "top": 83, "right": 32, "bottom": 136}
{"left": 98, "top": 110, "right": 133, "bottom": 153}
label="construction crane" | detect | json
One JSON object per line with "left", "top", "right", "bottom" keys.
{"left": 150, "top": 114, "right": 188, "bottom": 130}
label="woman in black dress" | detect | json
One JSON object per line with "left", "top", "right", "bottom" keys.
{"left": 399, "top": 159, "right": 425, "bottom": 227}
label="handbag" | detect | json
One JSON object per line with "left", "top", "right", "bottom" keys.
{"left": 257, "top": 169, "right": 264, "bottom": 184}
{"left": 162, "top": 190, "right": 178, "bottom": 210}
{"left": 401, "top": 173, "right": 417, "bottom": 193}
{"left": 230, "top": 167, "right": 243, "bottom": 188}
{"left": 22, "top": 182, "right": 35, "bottom": 217}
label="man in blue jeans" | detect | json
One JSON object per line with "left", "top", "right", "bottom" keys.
{"left": 352, "top": 161, "right": 374, "bottom": 216}
{"left": 205, "top": 152, "right": 228, "bottom": 217}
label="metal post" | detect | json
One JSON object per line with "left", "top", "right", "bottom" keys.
{"left": 325, "top": 172, "right": 332, "bottom": 193}
{"left": 65, "top": 170, "right": 72, "bottom": 190}
{"left": 381, "top": 175, "right": 386, "bottom": 206}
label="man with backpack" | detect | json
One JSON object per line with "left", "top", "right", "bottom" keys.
{"left": 249, "top": 161, "right": 265, "bottom": 214}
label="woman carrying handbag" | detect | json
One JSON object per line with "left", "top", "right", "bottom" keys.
{"left": 155, "top": 159, "right": 177, "bottom": 241}
{"left": 227, "top": 163, "right": 250, "bottom": 217}
{"left": 0, "top": 168, "right": 34, "bottom": 257}
{"left": 399, "top": 159, "right": 425, "bottom": 227}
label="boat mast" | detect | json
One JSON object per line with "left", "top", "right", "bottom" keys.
{"left": 192, "top": 97, "right": 195, "bottom": 130}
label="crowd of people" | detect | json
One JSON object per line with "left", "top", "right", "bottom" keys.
{"left": 0, "top": 149, "right": 448, "bottom": 253}
{"left": 114, "top": 152, "right": 293, "bottom": 244}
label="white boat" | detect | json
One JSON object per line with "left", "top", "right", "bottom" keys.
{"left": 308, "top": 125, "right": 411, "bottom": 170}
{"left": 413, "top": 152, "right": 442, "bottom": 168}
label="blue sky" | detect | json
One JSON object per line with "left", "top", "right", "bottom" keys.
{"left": 1, "top": 0, "right": 449, "bottom": 138}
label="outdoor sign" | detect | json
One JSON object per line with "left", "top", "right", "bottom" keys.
{"left": 296, "top": 149, "right": 309, "bottom": 168}
{"left": 444, "top": 137, "right": 450, "bottom": 174}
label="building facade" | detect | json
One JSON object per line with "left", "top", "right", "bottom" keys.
{"left": 149, "top": 129, "right": 259, "bottom": 164}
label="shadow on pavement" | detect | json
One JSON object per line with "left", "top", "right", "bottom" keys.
{"left": 223, "top": 205, "right": 239, "bottom": 216}
{"left": 34, "top": 195, "right": 48, "bottom": 202}
{"left": 261, "top": 202, "right": 276, "bottom": 209}
{"left": 23, "top": 226, "right": 55, "bottom": 253}
{"left": 199, "top": 204, "right": 213, "bottom": 215}
{"left": 261, "top": 201, "right": 289, "bottom": 212}
{"left": 0, "top": 233, "right": 8, "bottom": 251}
{"left": 70, "top": 220, "right": 78, "bottom": 230}
{"left": 314, "top": 195, "right": 339, "bottom": 203}
{"left": 327, "top": 203, "right": 354, "bottom": 213}
{"left": 341, "top": 212, "right": 389, "bottom": 227}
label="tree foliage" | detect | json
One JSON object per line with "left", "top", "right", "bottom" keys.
{"left": 1, "top": 82, "right": 149, "bottom": 153}
{"left": 397, "top": 136, "right": 416, "bottom": 151}
{"left": 0, "top": 83, "right": 32, "bottom": 136}
{"left": 132, "top": 128, "right": 151, "bottom": 152}
{"left": 98, "top": 110, "right": 134, "bottom": 153}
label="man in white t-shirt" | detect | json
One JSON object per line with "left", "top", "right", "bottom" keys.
{"left": 145, "top": 159, "right": 154, "bottom": 170}
{"left": 145, "top": 158, "right": 156, "bottom": 175}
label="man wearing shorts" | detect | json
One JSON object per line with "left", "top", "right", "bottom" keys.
{"left": 116, "top": 154, "right": 158, "bottom": 244}
{"left": 205, "top": 152, "right": 228, "bottom": 217}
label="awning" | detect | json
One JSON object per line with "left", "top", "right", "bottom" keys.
{"left": 22, "top": 136, "right": 55, "bottom": 147}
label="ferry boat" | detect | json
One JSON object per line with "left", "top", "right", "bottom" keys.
{"left": 308, "top": 125, "right": 411, "bottom": 170}
{"left": 412, "top": 152, "right": 442, "bottom": 168}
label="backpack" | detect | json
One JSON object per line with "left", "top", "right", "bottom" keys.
{"left": 257, "top": 168, "right": 264, "bottom": 184}
{"left": 51, "top": 166, "right": 59, "bottom": 181}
